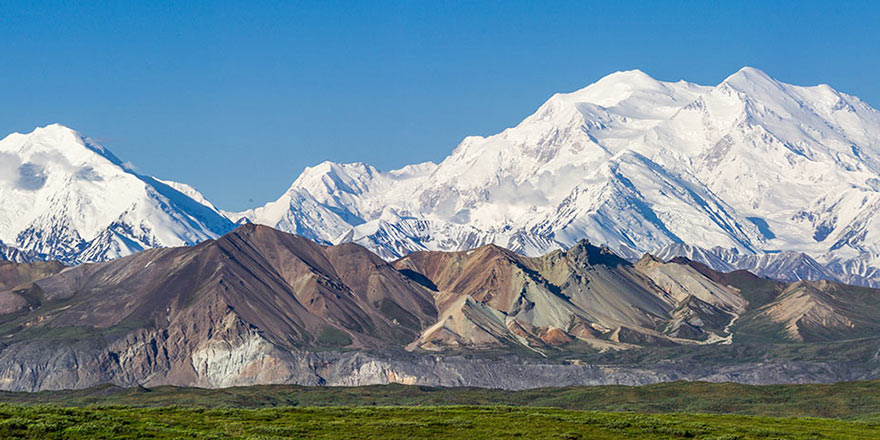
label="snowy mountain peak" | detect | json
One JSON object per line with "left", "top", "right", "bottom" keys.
{"left": 559, "top": 69, "right": 678, "bottom": 109}
{"left": 722, "top": 66, "right": 774, "bottom": 84}
{"left": 291, "top": 160, "right": 378, "bottom": 195}
{"left": 239, "top": 67, "right": 880, "bottom": 287}
{"left": 7, "top": 69, "right": 880, "bottom": 289}
{"left": 718, "top": 67, "right": 796, "bottom": 109}
{"left": 0, "top": 124, "right": 234, "bottom": 263}
{"left": 20, "top": 123, "right": 81, "bottom": 141}
{"left": 590, "top": 69, "right": 659, "bottom": 89}
{"left": 4, "top": 123, "right": 119, "bottom": 165}
{"left": 592, "top": 67, "right": 654, "bottom": 82}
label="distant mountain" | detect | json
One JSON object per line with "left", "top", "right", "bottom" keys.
{"left": 233, "top": 67, "right": 880, "bottom": 287}
{"left": 654, "top": 243, "right": 880, "bottom": 288}
{"left": 0, "top": 240, "right": 46, "bottom": 263}
{"left": 5, "top": 67, "right": 880, "bottom": 287}
{"left": 1, "top": 226, "right": 878, "bottom": 391}
{"left": 0, "top": 124, "right": 235, "bottom": 263}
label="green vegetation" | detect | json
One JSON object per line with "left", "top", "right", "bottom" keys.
{"left": 539, "top": 337, "right": 880, "bottom": 367}
{"left": 0, "top": 405, "right": 877, "bottom": 439}
{"left": 721, "top": 272, "right": 783, "bottom": 309}
{"left": 316, "top": 326, "right": 353, "bottom": 347}
{"left": 2, "top": 380, "right": 880, "bottom": 420}
{"left": 2, "top": 381, "right": 879, "bottom": 438}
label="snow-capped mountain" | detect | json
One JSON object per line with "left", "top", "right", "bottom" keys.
{"left": 4, "top": 68, "right": 880, "bottom": 286}
{"left": 234, "top": 67, "right": 880, "bottom": 286}
{"left": 0, "top": 124, "right": 235, "bottom": 263}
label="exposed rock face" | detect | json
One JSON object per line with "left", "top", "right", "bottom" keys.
{"left": 635, "top": 254, "right": 747, "bottom": 314}
{"left": 393, "top": 241, "right": 754, "bottom": 351}
{"left": 0, "top": 225, "right": 877, "bottom": 391}
{"left": 663, "top": 295, "right": 734, "bottom": 340}
{"left": 752, "top": 280, "right": 880, "bottom": 342}
{"left": 0, "top": 342, "right": 875, "bottom": 392}
{"left": 0, "top": 260, "right": 67, "bottom": 291}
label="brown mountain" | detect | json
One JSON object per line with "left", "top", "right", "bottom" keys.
{"left": 27, "top": 224, "right": 436, "bottom": 347}
{"left": 392, "top": 242, "right": 746, "bottom": 350}
{"left": 0, "top": 260, "right": 67, "bottom": 314}
{"left": 0, "top": 225, "right": 878, "bottom": 391}
{"left": 666, "top": 257, "right": 880, "bottom": 343}
{"left": 0, "top": 225, "right": 437, "bottom": 388}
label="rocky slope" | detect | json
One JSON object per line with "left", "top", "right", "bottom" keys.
{"left": 0, "top": 226, "right": 877, "bottom": 391}
{"left": 394, "top": 243, "right": 687, "bottom": 351}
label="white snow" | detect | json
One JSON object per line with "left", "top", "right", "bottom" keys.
{"left": 6, "top": 67, "right": 880, "bottom": 287}
{"left": 0, "top": 124, "right": 235, "bottom": 262}
{"left": 236, "top": 67, "right": 880, "bottom": 285}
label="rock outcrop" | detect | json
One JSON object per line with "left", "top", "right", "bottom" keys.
{"left": 0, "top": 225, "right": 878, "bottom": 391}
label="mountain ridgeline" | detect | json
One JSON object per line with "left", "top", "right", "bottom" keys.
{"left": 230, "top": 67, "right": 880, "bottom": 288}
{"left": 0, "top": 225, "right": 878, "bottom": 391}
{"left": 3, "top": 67, "right": 880, "bottom": 289}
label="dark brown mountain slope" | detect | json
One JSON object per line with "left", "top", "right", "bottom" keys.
{"left": 0, "top": 260, "right": 67, "bottom": 314}
{"left": 9, "top": 224, "right": 437, "bottom": 348}
{"left": 0, "top": 225, "right": 438, "bottom": 389}
{"left": 0, "top": 228, "right": 878, "bottom": 391}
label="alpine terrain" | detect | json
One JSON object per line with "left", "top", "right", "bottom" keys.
{"left": 0, "top": 124, "right": 235, "bottom": 264}
{"left": 0, "top": 225, "right": 878, "bottom": 391}
{"left": 4, "top": 68, "right": 880, "bottom": 288}
{"left": 0, "top": 68, "right": 879, "bottom": 397}
{"left": 229, "top": 67, "right": 880, "bottom": 287}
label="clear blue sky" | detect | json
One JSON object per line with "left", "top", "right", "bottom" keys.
{"left": 1, "top": 1, "right": 878, "bottom": 210}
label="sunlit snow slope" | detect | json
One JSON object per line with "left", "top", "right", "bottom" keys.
{"left": 0, "top": 124, "right": 235, "bottom": 263}
{"left": 4, "top": 68, "right": 880, "bottom": 286}
{"left": 235, "top": 67, "right": 880, "bottom": 286}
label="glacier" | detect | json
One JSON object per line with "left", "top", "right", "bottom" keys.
{"left": 228, "top": 67, "right": 880, "bottom": 286}
{"left": 3, "top": 67, "right": 880, "bottom": 287}
{"left": 0, "top": 124, "right": 235, "bottom": 263}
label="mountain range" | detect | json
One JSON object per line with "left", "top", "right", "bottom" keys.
{"left": 0, "top": 224, "right": 877, "bottom": 391}
{"left": 3, "top": 67, "right": 880, "bottom": 288}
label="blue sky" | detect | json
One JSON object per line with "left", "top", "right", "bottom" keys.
{"left": 1, "top": 1, "right": 878, "bottom": 210}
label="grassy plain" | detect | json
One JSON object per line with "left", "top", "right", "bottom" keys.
{"left": 2, "top": 381, "right": 879, "bottom": 439}
{"left": 1, "top": 405, "right": 878, "bottom": 439}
